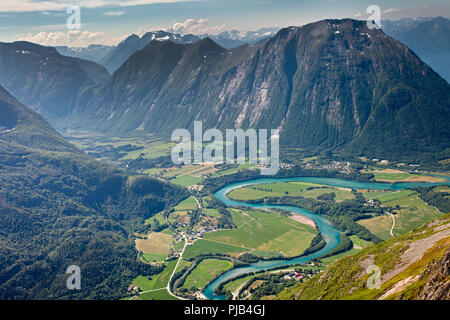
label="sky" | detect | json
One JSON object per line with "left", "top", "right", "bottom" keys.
{"left": 0, "top": 0, "right": 449, "bottom": 47}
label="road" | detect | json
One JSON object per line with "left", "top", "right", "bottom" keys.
{"left": 166, "top": 233, "right": 189, "bottom": 300}
{"left": 387, "top": 211, "right": 396, "bottom": 237}
{"left": 232, "top": 281, "right": 248, "bottom": 300}
{"left": 130, "top": 233, "right": 189, "bottom": 301}
{"left": 192, "top": 196, "right": 202, "bottom": 209}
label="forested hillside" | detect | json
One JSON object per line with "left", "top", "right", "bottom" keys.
{"left": 0, "top": 86, "right": 188, "bottom": 299}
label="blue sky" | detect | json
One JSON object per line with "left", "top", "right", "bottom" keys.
{"left": 0, "top": 0, "right": 449, "bottom": 47}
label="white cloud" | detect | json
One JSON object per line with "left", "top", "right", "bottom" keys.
{"left": 383, "top": 8, "right": 401, "bottom": 14}
{"left": 104, "top": 11, "right": 125, "bottom": 16}
{"left": 166, "top": 18, "right": 226, "bottom": 35}
{"left": 15, "top": 30, "right": 106, "bottom": 47}
{"left": 0, "top": 0, "right": 191, "bottom": 13}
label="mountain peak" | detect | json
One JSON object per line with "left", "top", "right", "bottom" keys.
{"left": 193, "top": 37, "right": 226, "bottom": 52}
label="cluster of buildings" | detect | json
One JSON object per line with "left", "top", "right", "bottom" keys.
{"left": 172, "top": 226, "right": 220, "bottom": 244}
{"left": 186, "top": 226, "right": 219, "bottom": 241}
{"left": 282, "top": 269, "right": 321, "bottom": 282}
{"left": 304, "top": 160, "right": 353, "bottom": 173}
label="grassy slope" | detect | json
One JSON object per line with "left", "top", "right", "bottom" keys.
{"left": 182, "top": 259, "right": 234, "bottom": 290}
{"left": 277, "top": 214, "right": 450, "bottom": 300}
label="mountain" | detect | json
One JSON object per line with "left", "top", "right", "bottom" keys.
{"left": 0, "top": 41, "right": 110, "bottom": 123}
{"left": 100, "top": 31, "right": 201, "bottom": 73}
{"left": 277, "top": 213, "right": 450, "bottom": 300}
{"left": 69, "top": 57, "right": 110, "bottom": 84}
{"left": 382, "top": 17, "right": 450, "bottom": 83}
{"left": 205, "top": 27, "right": 280, "bottom": 48}
{"left": 0, "top": 85, "right": 188, "bottom": 299}
{"left": 55, "top": 44, "right": 114, "bottom": 64}
{"left": 0, "top": 86, "right": 76, "bottom": 152}
{"left": 63, "top": 19, "right": 450, "bottom": 163}
{"left": 99, "top": 28, "right": 277, "bottom": 73}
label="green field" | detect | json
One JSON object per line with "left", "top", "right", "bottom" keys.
{"left": 223, "top": 274, "right": 255, "bottom": 294}
{"left": 228, "top": 182, "right": 354, "bottom": 202}
{"left": 349, "top": 235, "right": 373, "bottom": 249}
{"left": 174, "top": 196, "right": 199, "bottom": 211}
{"left": 183, "top": 259, "right": 234, "bottom": 290}
{"left": 202, "top": 209, "right": 317, "bottom": 257}
{"left": 373, "top": 172, "right": 414, "bottom": 181}
{"left": 368, "top": 170, "right": 445, "bottom": 183}
{"left": 171, "top": 175, "right": 204, "bottom": 187}
{"left": 144, "top": 211, "right": 166, "bottom": 225}
{"left": 132, "top": 260, "right": 178, "bottom": 292}
{"left": 143, "top": 253, "right": 168, "bottom": 263}
{"left": 68, "top": 134, "right": 175, "bottom": 161}
{"left": 135, "top": 289, "right": 178, "bottom": 300}
{"left": 209, "top": 163, "right": 257, "bottom": 177}
{"left": 183, "top": 239, "right": 246, "bottom": 260}
{"left": 359, "top": 190, "right": 443, "bottom": 240}
{"left": 203, "top": 208, "right": 220, "bottom": 217}
{"left": 363, "top": 190, "right": 415, "bottom": 203}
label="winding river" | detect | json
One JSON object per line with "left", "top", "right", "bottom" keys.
{"left": 203, "top": 176, "right": 450, "bottom": 300}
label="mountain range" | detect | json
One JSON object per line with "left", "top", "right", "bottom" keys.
{"left": 55, "top": 44, "right": 114, "bottom": 65}
{"left": 100, "top": 31, "right": 202, "bottom": 74}
{"left": 55, "top": 18, "right": 450, "bottom": 84}
{"left": 56, "top": 28, "right": 280, "bottom": 74}
{"left": 0, "top": 41, "right": 110, "bottom": 122}
{"left": 382, "top": 17, "right": 450, "bottom": 83}
{"left": 203, "top": 27, "right": 280, "bottom": 48}
{"left": 1, "top": 18, "right": 449, "bottom": 165}
{"left": 58, "top": 19, "right": 450, "bottom": 163}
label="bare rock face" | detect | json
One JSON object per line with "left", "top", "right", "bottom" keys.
{"left": 418, "top": 247, "right": 450, "bottom": 300}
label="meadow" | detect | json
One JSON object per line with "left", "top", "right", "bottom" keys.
{"left": 365, "top": 169, "right": 446, "bottom": 183}
{"left": 135, "top": 232, "right": 174, "bottom": 261}
{"left": 182, "top": 259, "right": 234, "bottom": 290}
{"left": 228, "top": 182, "right": 355, "bottom": 202}
{"left": 183, "top": 239, "right": 246, "bottom": 260}
{"left": 199, "top": 209, "right": 318, "bottom": 258}
{"left": 359, "top": 190, "right": 443, "bottom": 240}
{"left": 132, "top": 260, "right": 178, "bottom": 292}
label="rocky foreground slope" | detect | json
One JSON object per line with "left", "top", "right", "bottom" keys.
{"left": 277, "top": 214, "right": 450, "bottom": 300}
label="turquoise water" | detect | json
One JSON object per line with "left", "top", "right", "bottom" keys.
{"left": 203, "top": 176, "right": 450, "bottom": 300}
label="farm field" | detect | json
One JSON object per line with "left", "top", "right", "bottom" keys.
{"left": 132, "top": 260, "right": 178, "bottom": 292}
{"left": 67, "top": 134, "right": 174, "bottom": 161}
{"left": 183, "top": 239, "right": 246, "bottom": 260}
{"left": 171, "top": 175, "right": 204, "bottom": 187}
{"left": 145, "top": 211, "right": 166, "bottom": 225}
{"left": 174, "top": 196, "right": 199, "bottom": 211}
{"left": 202, "top": 209, "right": 317, "bottom": 258}
{"left": 358, "top": 190, "right": 443, "bottom": 240}
{"left": 135, "top": 289, "right": 178, "bottom": 300}
{"left": 209, "top": 163, "right": 258, "bottom": 178}
{"left": 182, "top": 259, "right": 234, "bottom": 290}
{"left": 135, "top": 232, "right": 174, "bottom": 258}
{"left": 365, "top": 169, "right": 446, "bottom": 183}
{"left": 223, "top": 274, "right": 255, "bottom": 294}
{"left": 143, "top": 253, "right": 168, "bottom": 263}
{"left": 227, "top": 182, "right": 355, "bottom": 202}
